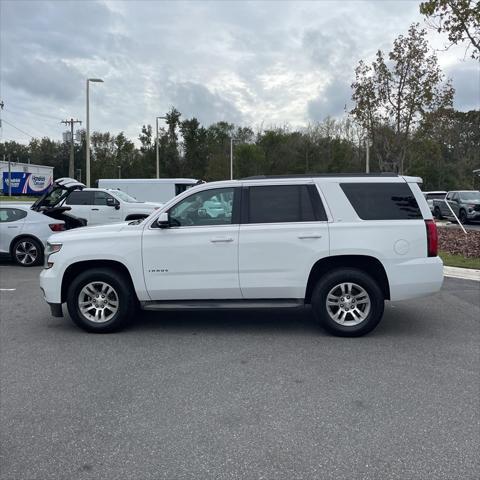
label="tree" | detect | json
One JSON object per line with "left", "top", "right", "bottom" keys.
{"left": 351, "top": 23, "right": 454, "bottom": 173}
{"left": 420, "top": 0, "right": 480, "bottom": 59}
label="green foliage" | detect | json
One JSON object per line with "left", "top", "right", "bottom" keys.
{"left": 351, "top": 23, "right": 454, "bottom": 173}
{"left": 1, "top": 104, "right": 478, "bottom": 191}
{"left": 420, "top": 0, "right": 480, "bottom": 59}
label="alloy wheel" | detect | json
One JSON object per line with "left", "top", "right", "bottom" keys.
{"left": 78, "top": 281, "right": 119, "bottom": 323}
{"left": 326, "top": 282, "right": 371, "bottom": 326}
{"left": 15, "top": 241, "right": 38, "bottom": 265}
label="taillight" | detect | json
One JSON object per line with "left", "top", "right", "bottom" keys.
{"left": 49, "top": 223, "right": 65, "bottom": 232}
{"left": 425, "top": 219, "right": 438, "bottom": 257}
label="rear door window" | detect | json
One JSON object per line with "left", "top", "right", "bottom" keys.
{"left": 247, "top": 185, "right": 326, "bottom": 223}
{"left": 340, "top": 183, "right": 422, "bottom": 220}
{"left": 66, "top": 191, "right": 93, "bottom": 205}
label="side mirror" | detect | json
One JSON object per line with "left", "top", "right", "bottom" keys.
{"left": 107, "top": 197, "right": 120, "bottom": 209}
{"left": 156, "top": 212, "right": 170, "bottom": 228}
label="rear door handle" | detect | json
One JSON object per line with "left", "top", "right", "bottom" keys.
{"left": 298, "top": 234, "right": 322, "bottom": 239}
{"left": 7, "top": 226, "right": 19, "bottom": 228}
{"left": 91, "top": 208, "right": 99, "bottom": 211}
{"left": 210, "top": 237, "right": 234, "bottom": 243}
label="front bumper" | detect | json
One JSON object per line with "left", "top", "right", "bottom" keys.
{"left": 48, "top": 303, "right": 64, "bottom": 317}
{"left": 467, "top": 210, "right": 480, "bottom": 220}
{"left": 40, "top": 266, "right": 63, "bottom": 304}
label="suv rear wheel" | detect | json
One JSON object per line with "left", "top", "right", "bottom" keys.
{"left": 433, "top": 206, "right": 443, "bottom": 220}
{"left": 66, "top": 268, "right": 136, "bottom": 333}
{"left": 311, "top": 268, "right": 384, "bottom": 337}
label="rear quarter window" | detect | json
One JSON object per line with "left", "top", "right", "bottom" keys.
{"left": 340, "top": 183, "right": 422, "bottom": 220}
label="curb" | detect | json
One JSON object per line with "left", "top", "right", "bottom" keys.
{"left": 444, "top": 266, "right": 480, "bottom": 282}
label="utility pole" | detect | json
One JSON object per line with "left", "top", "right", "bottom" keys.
{"left": 365, "top": 136, "right": 370, "bottom": 173}
{"left": 230, "top": 137, "right": 233, "bottom": 180}
{"left": 76, "top": 168, "right": 82, "bottom": 183}
{"left": 156, "top": 116, "right": 167, "bottom": 179}
{"left": 61, "top": 118, "right": 82, "bottom": 178}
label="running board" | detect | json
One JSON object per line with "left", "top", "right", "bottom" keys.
{"left": 141, "top": 299, "right": 304, "bottom": 311}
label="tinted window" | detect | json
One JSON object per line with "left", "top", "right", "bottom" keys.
{"left": 425, "top": 193, "right": 445, "bottom": 200}
{"left": 341, "top": 183, "right": 422, "bottom": 220}
{"left": 0, "top": 208, "right": 27, "bottom": 223}
{"left": 94, "top": 192, "right": 115, "bottom": 206}
{"left": 248, "top": 185, "right": 320, "bottom": 223}
{"left": 66, "top": 191, "right": 93, "bottom": 205}
{"left": 175, "top": 183, "right": 194, "bottom": 196}
{"left": 169, "top": 188, "right": 235, "bottom": 227}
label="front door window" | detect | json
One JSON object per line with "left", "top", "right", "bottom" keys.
{"left": 169, "top": 188, "right": 234, "bottom": 227}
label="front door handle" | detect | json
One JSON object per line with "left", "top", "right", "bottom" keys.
{"left": 91, "top": 208, "right": 99, "bottom": 211}
{"left": 210, "top": 237, "right": 234, "bottom": 243}
{"left": 298, "top": 234, "right": 322, "bottom": 239}
{"left": 7, "top": 226, "right": 19, "bottom": 228}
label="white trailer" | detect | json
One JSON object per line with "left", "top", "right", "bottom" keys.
{"left": 0, "top": 161, "right": 54, "bottom": 195}
{"left": 97, "top": 178, "right": 199, "bottom": 203}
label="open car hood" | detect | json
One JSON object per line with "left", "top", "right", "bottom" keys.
{"left": 31, "top": 177, "right": 85, "bottom": 211}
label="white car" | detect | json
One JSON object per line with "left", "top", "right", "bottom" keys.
{"left": 423, "top": 191, "right": 447, "bottom": 213}
{"left": 40, "top": 174, "right": 443, "bottom": 337}
{"left": 0, "top": 204, "right": 65, "bottom": 266}
{"left": 63, "top": 187, "right": 162, "bottom": 226}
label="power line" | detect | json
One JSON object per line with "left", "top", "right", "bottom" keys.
{"left": 1, "top": 119, "right": 36, "bottom": 139}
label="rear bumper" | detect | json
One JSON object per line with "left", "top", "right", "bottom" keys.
{"left": 387, "top": 257, "right": 444, "bottom": 301}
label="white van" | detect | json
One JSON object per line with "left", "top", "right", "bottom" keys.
{"left": 97, "top": 178, "right": 199, "bottom": 203}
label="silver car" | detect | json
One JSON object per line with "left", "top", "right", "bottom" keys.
{"left": 0, "top": 204, "right": 65, "bottom": 266}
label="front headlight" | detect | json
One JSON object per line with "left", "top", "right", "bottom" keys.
{"left": 44, "top": 242, "right": 62, "bottom": 269}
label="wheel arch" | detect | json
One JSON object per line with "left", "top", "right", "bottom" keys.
{"left": 305, "top": 255, "right": 390, "bottom": 303}
{"left": 9, "top": 234, "right": 44, "bottom": 256}
{"left": 61, "top": 259, "right": 138, "bottom": 303}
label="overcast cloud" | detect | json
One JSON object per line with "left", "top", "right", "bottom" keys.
{"left": 0, "top": 0, "right": 478, "bottom": 144}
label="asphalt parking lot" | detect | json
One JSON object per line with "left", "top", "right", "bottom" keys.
{"left": 1, "top": 263, "right": 479, "bottom": 480}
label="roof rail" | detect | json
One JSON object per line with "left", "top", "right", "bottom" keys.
{"left": 241, "top": 173, "right": 398, "bottom": 180}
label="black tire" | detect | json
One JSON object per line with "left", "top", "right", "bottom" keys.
{"left": 66, "top": 268, "right": 136, "bottom": 333}
{"left": 459, "top": 209, "right": 468, "bottom": 225}
{"left": 11, "top": 237, "right": 43, "bottom": 267}
{"left": 433, "top": 207, "right": 443, "bottom": 220}
{"left": 311, "top": 268, "right": 384, "bottom": 337}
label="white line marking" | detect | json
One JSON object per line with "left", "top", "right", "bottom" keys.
{"left": 0, "top": 288, "right": 16, "bottom": 291}
{"left": 444, "top": 266, "right": 480, "bottom": 282}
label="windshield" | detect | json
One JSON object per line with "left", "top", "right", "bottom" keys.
{"left": 459, "top": 192, "right": 480, "bottom": 201}
{"left": 425, "top": 193, "right": 446, "bottom": 200}
{"left": 110, "top": 190, "right": 142, "bottom": 203}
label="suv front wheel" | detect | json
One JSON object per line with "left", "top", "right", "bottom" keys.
{"left": 66, "top": 268, "right": 136, "bottom": 333}
{"left": 311, "top": 268, "right": 384, "bottom": 337}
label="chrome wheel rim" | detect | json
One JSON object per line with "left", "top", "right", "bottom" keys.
{"left": 326, "top": 282, "right": 371, "bottom": 326}
{"left": 15, "top": 241, "right": 38, "bottom": 265}
{"left": 78, "top": 281, "right": 119, "bottom": 323}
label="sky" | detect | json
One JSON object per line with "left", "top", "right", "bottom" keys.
{"left": 0, "top": 0, "right": 479, "bottom": 145}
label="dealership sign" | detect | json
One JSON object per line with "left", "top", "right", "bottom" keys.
{"left": 2, "top": 172, "right": 53, "bottom": 195}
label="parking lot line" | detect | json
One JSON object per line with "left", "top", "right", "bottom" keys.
{"left": 0, "top": 288, "right": 16, "bottom": 291}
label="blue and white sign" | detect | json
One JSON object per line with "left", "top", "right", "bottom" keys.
{"left": 2, "top": 172, "right": 53, "bottom": 195}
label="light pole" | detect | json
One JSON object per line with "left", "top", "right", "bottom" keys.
{"left": 156, "top": 116, "right": 167, "bottom": 179}
{"left": 230, "top": 137, "right": 233, "bottom": 180}
{"left": 86, "top": 78, "right": 104, "bottom": 187}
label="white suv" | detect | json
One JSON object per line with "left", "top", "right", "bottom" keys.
{"left": 63, "top": 188, "right": 162, "bottom": 226}
{"left": 40, "top": 174, "right": 443, "bottom": 337}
